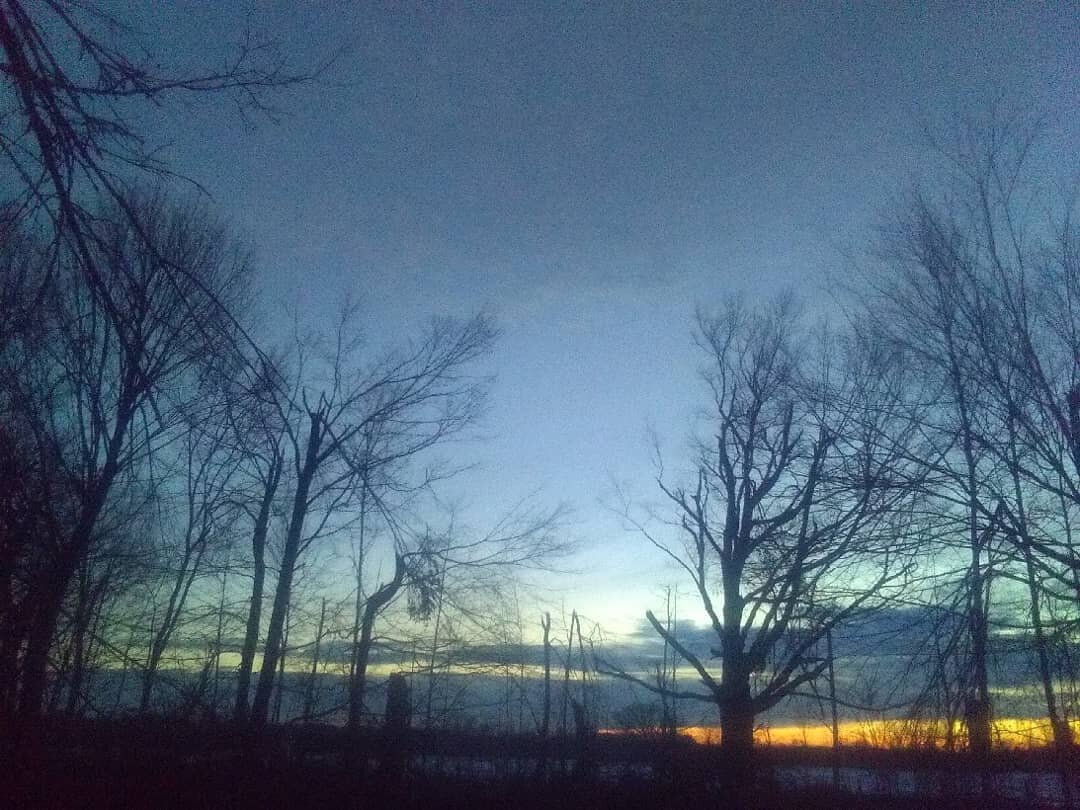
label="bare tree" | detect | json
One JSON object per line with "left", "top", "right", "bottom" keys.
{"left": 606, "top": 297, "right": 918, "bottom": 778}
{"left": 0, "top": 191, "right": 249, "bottom": 717}
{"left": 0, "top": 0, "right": 316, "bottom": 344}
{"left": 861, "top": 104, "right": 1080, "bottom": 750}
{"left": 346, "top": 497, "right": 570, "bottom": 728}
{"left": 226, "top": 356, "right": 288, "bottom": 723}
{"left": 138, "top": 402, "right": 244, "bottom": 711}
{"left": 247, "top": 311, "right": 498, "bottom": 725}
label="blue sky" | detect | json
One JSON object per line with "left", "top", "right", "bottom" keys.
{"left": 122, "top": 1, "right": 1079, "bottom": 634}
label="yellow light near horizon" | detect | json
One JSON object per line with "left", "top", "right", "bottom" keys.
{"left": 671, "top": 718, "right": 1080, "bottom": 749}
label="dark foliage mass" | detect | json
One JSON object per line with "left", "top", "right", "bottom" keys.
{"left": 1, "top": 2, "right": 1078, "bottom": 806}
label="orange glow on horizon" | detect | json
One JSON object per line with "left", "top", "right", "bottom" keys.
{"left": 604, "top": 719, "right": 1080, "bottom": 749}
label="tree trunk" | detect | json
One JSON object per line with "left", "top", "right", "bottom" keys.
{"left": 348, "top": 556, "right": 405, "bottom": 726}
{"left": 559, "top": 611, "right": 577, "bottom": 736}
{"left": 0, "top": 536, "right": 21, "bottom": 714}
{"left": 63, "top": 565, "right": 93, "bottom": 716}
{"left": 17, "top": 483, "right": 113, "bottom": 717}
{"left": 250, "top": 528, "right": 301, "bottom": 725}
{"left": 826, "top": 625, "right": 840, "bottom": 785}
{"left": 273, "top": 604, "right": 289, "bottom": 724}
{"left": 75, "top": 575, "right": 109, "bottom": 717}
{"left": 140, "top": 543, "right": 204, "bottom": 712}
{"left": 947, "top": 336, "right": 993, "bottom": 758}
{"left": 1006, "top": 422, "right": 1072, "bottom": 750}
{"left": 719, "top": 553, "right": 754, "bottom": 790}
{"left": 1024, "top": 544, "right": 1072, "bottom": 748}
{"left": 251, "top": 417, "right": 320, "bottom": 726}
{"left": 302, "top": 597, "right": 327, "bottom": 720}
{"left": 17, "top": 586, "right": 63, "bottom": 717}
{"left": 16, "top": 398, "right": 130, "bottom": 717}
{"left": 347, "top": 483, "right": 368, "bottom": 686}
{"left": 720, "top": 682, "right": 755, "bottom": 790}
{"left": 541, "top": 612, "right": 551, "bottom": 738}
{"left": 233, "top": 454, "right": 281, "bottom": 723}
{"left": 211, "top": 550, "right": 229, "bottom": 711}
{"left": 423, "top": 554, "right": 448, "bottom": 727}
{"left": 966, "top": 536, "right": 992, "bottom": 756}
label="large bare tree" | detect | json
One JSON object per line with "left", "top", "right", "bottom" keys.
{"left": 608, "top": 297, "right": 919, "bottom": 777}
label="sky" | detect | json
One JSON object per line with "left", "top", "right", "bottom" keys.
{"left": 117, "top": 2, "right": 1080, "bottom": 636}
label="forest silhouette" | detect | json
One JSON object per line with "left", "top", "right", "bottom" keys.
{"left": 1, "top": 2, "right": 1078, "bottom": 808}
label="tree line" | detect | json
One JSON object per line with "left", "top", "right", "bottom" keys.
{"left": 0, "top": 2, "right": 567, "bottom": 729}
{"left": 606, "top": 107, "right": 1079, "bottom": 768}
{"left": 0, "top": 185, "right": 574, "bottom": 726}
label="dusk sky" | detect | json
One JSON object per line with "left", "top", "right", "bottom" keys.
{"left": 127, "top": 2, "right": 1078, "bottom": 635}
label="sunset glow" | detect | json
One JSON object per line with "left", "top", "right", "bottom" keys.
{"left": 672, "top": 719, "right": 1080, "bottom": 749}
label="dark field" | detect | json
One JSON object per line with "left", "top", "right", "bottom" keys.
{"left": 2, "top": 718, "right": 1076, "bottom": 809}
